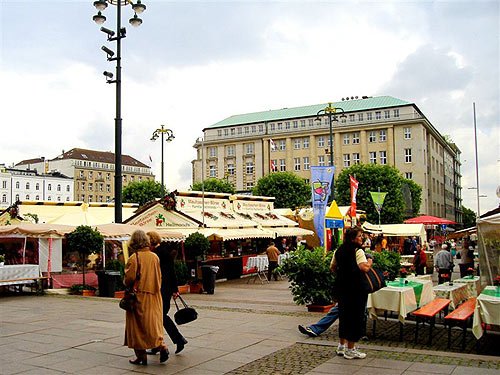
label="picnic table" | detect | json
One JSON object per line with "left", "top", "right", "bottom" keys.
{"left": 433, "top": 282, "right": 470, "bottom": 310}
{"left": 454, "top": 276, "right": 482, "bottom": 297}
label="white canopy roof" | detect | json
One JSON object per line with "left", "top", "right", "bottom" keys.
{"left": 362, "top": 222, "right": 427, "bottom": 241}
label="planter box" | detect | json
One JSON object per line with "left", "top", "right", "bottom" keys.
{"left": 306, "top": 303, "right": 335, "bottom": 313}
{"left": 114, "top": 290, "right": 125, "bottom": 299}
{"left": 189, "top": 283, "right": 203, "bottom": 294}
{"left": 82, "top": 290, "right": 96, "bottom": 297}
{"left": 178, "top": 284, "right": 190, "bottom": 294}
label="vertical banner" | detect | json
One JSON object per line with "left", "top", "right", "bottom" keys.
{"left": 349, "top": 175, "right": 359, "bottom": 217}
{"left": 311, "top": 166, "right": 335, "bottom": 246}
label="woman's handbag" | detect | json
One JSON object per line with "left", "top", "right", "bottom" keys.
{"left": 361, "top": 267, "right": 386, "bottom": 294}
{"left": 119, "top": 253, "right": 141, "bottom": 312}
{"left": 173, "top": 295, "right": 198, "bottom": 325}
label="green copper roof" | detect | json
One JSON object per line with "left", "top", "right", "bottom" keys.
{"left": 207, "top": 96, "right": 412, "bottom": 128}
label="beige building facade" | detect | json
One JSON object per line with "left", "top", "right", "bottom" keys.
{"left": 192, "top": 96, "right": 462, "bottom": 222}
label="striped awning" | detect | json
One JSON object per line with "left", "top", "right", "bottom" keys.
{"left": 272, "top": 227, "right": 315, "bottom": 237}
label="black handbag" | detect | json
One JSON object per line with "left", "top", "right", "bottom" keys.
{"left": 120, "top": 253, "right": 141, "bottom": 312}
{"left": 361, "top": 267, "right": 386, "bottom": 294}
{"left": 174, "top": 295, "right": 198, "bottom": 325}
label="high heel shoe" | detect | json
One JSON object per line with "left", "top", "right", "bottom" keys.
{"left": 129, "top": 358, "right": 147, "bottom": 365}
{"left": 159, "top": 348, "right": 169, "bottom": 363}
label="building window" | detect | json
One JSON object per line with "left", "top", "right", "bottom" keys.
{"left": 353, "top": 153, "right": 360, "bottom": 164}
{"left": 367, "top": 112, "right": 373, "bottom": 121}
{"left": 208, "top": 147, "right": 217, "bottom": 157}
{"left": 300, "top": 120, "right": 306, "bottom": 128}
{"left": 245, "top": 143, "right": 254, "bottom": 154}
{"left": 277, "top": 122, "right": 283, "bottom": 130}
{"left": 349, "top": 114, "right": 355, "bottom": 122}
{"left": 294, "top": 158, "right": 301, "bottom": 171}
{"left": 270, "top": 159, "right": 278, "bottom": 172}
{"left": 375, "top": 111, "right": 381, "bottom": 120}
{"left": 317, "top": 136, "right": 325, "bottom": 147}
{"left": 404, "top": 127, "right": 411, "bottom": 139}
{"left": 209, "top": 165, "right": 216, "bottom": 177}
{"left": 380, "top": 151, "right": 387, "bottom": 164}
{"left": 106, "top": 184, "right": 111, "bottom": 192}
{"left": 369, "top": 152, "right": 377, "bottom": 164}
{"left": 303, "top": 157, "right": 310, "bottom": 170}
{"left": 270, "top": 124, "right": 275, "bottom": 131}
{"left": 48, "top": 184, "right": 52, "bottom": 191}
{"left": 26, "top": 194, "right": 30, "bottom": 200}
{"left": 259, "top": 124, "right": 263, "bottom": 132}
{"left": 57, "top": 184, "right": 61, "bottom": 192}
{"left": 15, "top": 194, "right": 19, "bottom": 201}
{"left": 80, "top": 171, "right": 84, "bottom": 178}
{"left": 405, "top": 172, "right": 413, "bottom": 179}
{"left": 405, "top": 148, "right": 412, "bottom": 163}
{"left": 279, "top": 159, "right": 286, "bottom": 171}
{"left": 106, "top": 173, "right": 111, "bottom": 181}
{"left": 237, "top": 127, "right": 242, "bottom": 135}
{"left": 352, "top": 132, "right": 360, "bottom": 144}
{"left": 303, "top": 137, "right": 309, "bottom": 149}
{"left": 294, "top": 139, "right": 301, "bottom": 149}
{"left": 244, "top": 127, "right": 249, "bottom": 134}
{"left": 89, "top": 183, "right": 94, "bottom": 191}
{"left": 246, "top": 182, "right": 254, "bottom": 190}
{"left": 227, "top": 164, "right": 235, "bottom": 175}
{"left": 318, "top": 155, "right": 325, "bottom": 166}
{"left": 26, "top": 182, "right": 30, "bottom": 189}
{"left": 217, "top": 129, "right": 222, "bottom": 137}
{"left": 223, "top": 129, "right": 229, "bottom": 136}
{"left": 308, "top": 119, "right": 314, "bottom": 127}
{"left": 285, "top": 121, "right": 290, "bottom": 129}
{"left": 47, "top": 196, "right": 52, "bottom": 201}
{"left": 35, "top": 195, "right": 39, "bottom": 201}
{"left": 293, "top": 121, "right": 298, "bottom": 129}
{"left": 246, "top": 162, "right": 254, "bottom": 174}
{"left": 393, "top": 109, "right": 400, "bottom": 117}
{"left": 379, "top": 129, "right": 386, "bottom": 142}
{"left": 384, "top": 110, "right": 390, "bottom": 119}
{"left": 1, "top": 181, "right": 6, "bottom": 189}
{"left": 343, "top": 154, "right": 350, "bottom": 167}
{"left": 369, "top": 131, "right": 376, "bottom": 143}
{"left": 2, "top": 194, "right": 6, "bottom": 203}
{"left": 226, "top": 145, "right": 235, "bottom": 157}
{"left": 88, "top": 171, "right": 93, "bottom": 179}
{"left": 81, "top": 182, "right": 86, "bottom": 190}
{"left": 343, "top": 134, "right": 350, "bottom": 145}
{"left": 358, "top": 113, "right": 364, "bottom": 121}
{"left": 16, "top": 181, "right": 20, "bottom": 189}
{"left": 251, "top": 125, "right": 256, "bottom": 133}
{"left": 279, "top": 140, "right": 286, "bottom": 151}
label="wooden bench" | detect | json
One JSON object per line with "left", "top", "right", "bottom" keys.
{"left": 412, "top": 298, "right": 451, "bottom": 344}
{"left": 444, "top": 297, "right": 476, "bottom": 350}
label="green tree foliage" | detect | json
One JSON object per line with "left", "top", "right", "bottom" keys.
{"left": 404, "top": 179, "right": 423, "bottom": 217}
{"left": 184, "top": 232, "right": 210, "bottom": 259}
{"left": 67, "top": 225, "right": 104, "bottom": 286}
{"left": 335, "top": 164, "right": 406, "bottom": 224}
{"left": 252, "top": 172, "right": 310, "bottom": 209}
{"left": 122, "top": 180, "right": 164, "bottom": 206}
{"left": 461, "top": 206, "right": 477, "bottom": 228}
{"left": 191, "top": 178, "right": 236, "bottom": 194}
{"left": 366, "top": 250, "right": 401, "bottom": 281}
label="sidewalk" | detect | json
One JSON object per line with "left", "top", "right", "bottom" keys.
{"left": 1, "top": 277, "right": 498, "bottom": 374}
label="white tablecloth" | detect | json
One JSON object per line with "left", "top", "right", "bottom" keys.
{"left": 0, "top": 264, "right": 41, "bottom": 286}
{"left": 433, "top": 283, "right": 470, "bottom": 310}
{"left": 368, "top": 279, "right": 435, "bottom": 323}
{"left": 472, "top": 286, "right": 500, "bottom": 339}
{"left": 247, "top": 253, "right": 290, "bottom": 272}
{"left": 454, "top": 276, "right": 482, "bottom": 297}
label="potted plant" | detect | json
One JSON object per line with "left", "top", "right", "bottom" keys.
{"left": 184, "top": 232, "right": 210, "bottom": 293}
{"left": 369, "top": 250, "right": 401, "bottom": 281}
{"left": 280, "top": 246, "right": 336, "bottom": 312}
{"left": 67, "top": 225, "right": 104, "bottom": 288}
{"left": 174, "top": 260, "right": 190, "bottom": 294}
{"left": 70, "top": 284, "right": 97, "bottom": 296}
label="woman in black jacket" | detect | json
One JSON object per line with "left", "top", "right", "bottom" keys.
{"left": 330, "top": 227, "right": 372, "bottom": 360}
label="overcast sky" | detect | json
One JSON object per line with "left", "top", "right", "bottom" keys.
{"left": 1, "top": 0, "right": 499, "bottom": 215}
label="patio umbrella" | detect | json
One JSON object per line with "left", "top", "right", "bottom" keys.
{"left": 404, "top": 215, "right": 456, "bottom": 225}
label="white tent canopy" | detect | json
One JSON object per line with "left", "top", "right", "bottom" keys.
{"left": 362, "top": 222, "right": 427, "bottom": 242}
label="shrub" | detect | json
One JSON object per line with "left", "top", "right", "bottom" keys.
{"left": 368, "top": 250, "right": 401, "bottom": 281}
{"left": 174, "top": 260, "right": 189, "bottom": 286}
{"left": 69, "top": 284, "right": 96, "bottom": 294}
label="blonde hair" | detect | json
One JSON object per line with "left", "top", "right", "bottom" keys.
{"left": 147, "top": 231, "right": 162, "bottom": 247}
{"left": 128, "top": 230, "right": 150, "bottom": 251}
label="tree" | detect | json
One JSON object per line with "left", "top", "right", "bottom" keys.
{"left": 462, "top": 206, "right": 476, "bottom": 228}
{"left": 191, "top": 178, "right": 236, "bottom": 194}
{"left": 122, "top": 180, "right": 164, "bottom": 206}
{"left": 252, "top": 172, "right": 310, "bottom": 209}
{"left": 335, "top": 164, "right": 406, "bottom": 224}
{"left": 67, "top": 225, "right": 104, "bottom": 286}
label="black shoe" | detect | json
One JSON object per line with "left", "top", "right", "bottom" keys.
{"left": 159, "top": 348, "right": 169, "bottom": 363}
{"left": 175, "top": 338, "right": 188, "bottom": 354}
{"left": 129, "top": 358, "right": 147, "bottom": 365}
{"left": 298, "top": 325, "right": 318, "bottom": 337}
{"left": 146, "top": 348, "right": 159, "bottom": 355}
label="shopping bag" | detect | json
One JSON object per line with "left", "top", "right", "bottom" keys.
{"left": 174, "top": 295, "right": 198, "bottom": 325}
{"left": 361, "top": 267, "right": 386, "bottom": 294}
{"left": 119, "top": 289, "right": 137, "bottom": 312}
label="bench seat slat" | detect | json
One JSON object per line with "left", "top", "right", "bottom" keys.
{"left": 413, "top": 298, "right": 451, "bottom": 318}
{"left": 444, "top": 298, "right": 476, "bottom": 321}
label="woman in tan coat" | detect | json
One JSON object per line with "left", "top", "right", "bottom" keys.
{"left": 124, "top": 230, "right": 168, "bottom": 365}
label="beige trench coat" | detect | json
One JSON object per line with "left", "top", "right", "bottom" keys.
{"left": 123, "top": 249, "right": 164, "bottom": 349}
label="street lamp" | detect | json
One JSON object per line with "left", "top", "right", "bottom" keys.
{"left": 316, "top": 103, "right": 346, "bottom": 199}
{"left": 91, "top": 0, "right": 147, "bottom": 223}
{"left": 151, "top": 125, "right": 175, "bottom": 196}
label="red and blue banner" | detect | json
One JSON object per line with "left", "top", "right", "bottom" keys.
{"left": 311, "top": 166, "right": 335, "bottom": 246}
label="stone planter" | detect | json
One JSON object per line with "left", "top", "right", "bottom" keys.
{"left": 306, "top": 303, "right": 335, "bottom": 313}
{"left": 82, "top": 289, "right": 96, "bottom": 297}
{"left": 178, "top": 284, "right": 190, "bottom": 294}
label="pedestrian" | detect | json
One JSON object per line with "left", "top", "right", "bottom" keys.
{"left": 146, "top": 231, "right": 188, "bottom": 356}
{"left": 459, "top": 245, "right": 475, "bottom": 277}
{"left": 266, "top": 241, "right": 281, "bottom": 281}
{"left": 298, "top": 305, "right": 339, "bottom": 337}
{"left": 124, "top": 230, "right": 168, "bottom": 366}
{"left": 434, "top": 243, "right": 454, "bottom": 284}
{"left": 412, "top": 244, "right": 427, "bottom": 275}
{"left": 330, "top": 227, "right": 372, "bottom": 360}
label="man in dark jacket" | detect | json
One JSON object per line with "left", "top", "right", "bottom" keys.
{"left": 147, "top": 231, "right": 188, "bottom": 355}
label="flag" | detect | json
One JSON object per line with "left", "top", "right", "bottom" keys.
{"left": 349, "top": 175, "right": 359, "bottom": 217}
{"left": 370, "top": 191, "right": 387, "bottom": 213}
{"left": 310, "top": 166, "right": 335, "bottom": 246}
{"left": 149, "top": 155, "right": 153, "bottom": 163}
{"left": 269, "top": 138, "right": 277, "bottom": 151}
{"left": 270, "top": 160, "right": 277, "bottom": 172}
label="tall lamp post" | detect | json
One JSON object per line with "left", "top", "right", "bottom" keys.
{"left": 91, "top": 0, "right": 147, "bottom": 223}
{"left": 316, "top": 103, "right": 346, "bottom": 199}
{"left": 151, "top": 125, "right": 175, "bottom": 196}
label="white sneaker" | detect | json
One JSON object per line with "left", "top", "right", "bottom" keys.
{"left": 335, "top": 346, "right": 345, "bottom": 356}
{"left": 343, "top": 348, "right": 367, "bottom": 359}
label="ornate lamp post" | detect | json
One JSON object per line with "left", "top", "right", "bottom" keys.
{"left": 151, "top": 125, "right": 175, "bottom": 196}
{"left": 316, "top": 103, "right": 346, "bottom": 199}
{"left": 91, "top": 0, "right": 146, "bottom": 223}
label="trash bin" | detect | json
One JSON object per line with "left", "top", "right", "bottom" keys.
{"left": 201, "top": 265, "right": 219, "bottom": 294}
{"left": 97, "top": 270, "right": 121, "bottom": 297}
